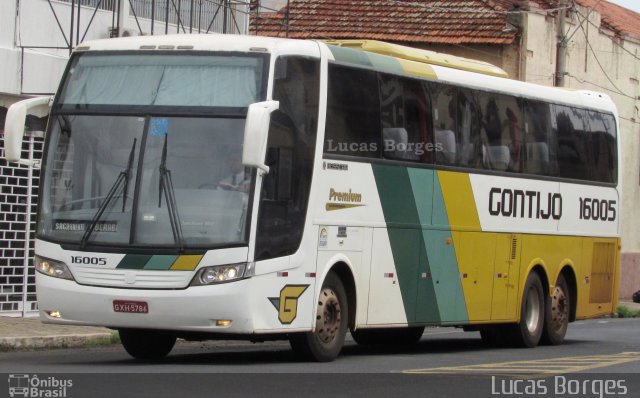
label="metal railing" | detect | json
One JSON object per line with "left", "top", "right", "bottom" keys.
{"left": 55, "top": 0, "right": 117, "bottom": 11}
{"left": 131, "top": 0, "right": 248, "bottom": 34}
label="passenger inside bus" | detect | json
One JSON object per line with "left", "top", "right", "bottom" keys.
{"left": 217, "top": 149, "right": 250, "bottom": 192}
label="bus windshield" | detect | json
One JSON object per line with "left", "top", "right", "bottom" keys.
{"left": 38, "top": 52, "right": 268, "bottom": 250}
{"left": 57, "top": 52, "right": 266, "bottom": 110}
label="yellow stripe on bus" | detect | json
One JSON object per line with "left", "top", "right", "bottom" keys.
{"left": 437, "top": 171, "right": 480, "bottom": 230}
{"left": 170, "top": 255, "right": 204, "bottom": 271}
{"left": 437, "top": 171, "right": 492, "bottom": 322}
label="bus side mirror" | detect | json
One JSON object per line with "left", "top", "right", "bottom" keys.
{"left": 3, "top": 96, "right": 52, "bottom": 165}
{"left": 242, "top": 100, "right": 279, "bottom": 175}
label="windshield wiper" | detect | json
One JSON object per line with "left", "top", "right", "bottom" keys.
{"left": 158, "top": 134, "right": 184, "bottom": 251}
{"left": 80, "top": 138, "right": 137, "bottom": 249}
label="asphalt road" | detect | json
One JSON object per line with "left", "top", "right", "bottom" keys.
{"left": 1, "top": 318, "right": 639, "bottom": 398}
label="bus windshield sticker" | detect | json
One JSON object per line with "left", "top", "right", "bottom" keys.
{"left": 54, "top": 220, "right": 118, "bottom": 233}
{"left": 150, "top": 117, "right": 169, "bottom": 137}
{"left": 319, "top": 228, "right": 328, "bottom": 248}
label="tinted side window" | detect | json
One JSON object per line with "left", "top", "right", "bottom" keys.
{"left": 379, "top": 74, "right": 434, "bottom": 162}
{"left": 477, "top": 92, "right": 523, "bottom": 172}
{"left": 587, "top": 111, "right": 617, "bottom": 183}
{"left": 431, "top": 83, "right": 457, "bottom": 165}
{"left": 523, "top": 101, "right": 558, "bottom": 176}
{"left": 431, "top": 85, "right": 483, "bottom": 168}
{"left": 456, "top": 89, "right": 482, "bottom": 168}
{"left": 255, "top": 57, "right": 319, "bottom": 260}
{"left": 553, "top": 105, "right": 590, "bottom": 180}
{"left": 324, "top": 64, "right": 380, "bottom": 157}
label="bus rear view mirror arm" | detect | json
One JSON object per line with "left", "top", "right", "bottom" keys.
{"left": 3, "top": 96, "right": 53, "bottom": 166}
{"left": 242, "top": 100, "right": 279, "bottom": 175}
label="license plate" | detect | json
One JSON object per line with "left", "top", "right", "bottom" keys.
{"left": 113, "top": 300, "right": 148, "bottom": 314}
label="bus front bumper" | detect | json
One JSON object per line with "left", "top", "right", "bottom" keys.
{"left": 36, "top": 273, "right": 256, "bottom": 334}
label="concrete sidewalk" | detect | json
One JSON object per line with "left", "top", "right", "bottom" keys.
{"left": 0, "top": 316, "right": 113, "bottom": 350}
{"left": 0, "top": 301, "right": 639, "bottom": 351}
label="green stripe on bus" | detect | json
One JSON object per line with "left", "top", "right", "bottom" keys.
{"left": 144, "top": 255, "right": 179, "bottom": 270}
{"left": 373, "top": 165, "right": 440, "bottom": 324}
{"left": 407, "top": 169, "right": 441, "bottom": 323}
{"left": 407, "top": 168, "right": 433, "bottom": 226}
{"left": 117, "top": 254, "right": 152, "bottom": 269}
{"left": 373, "top": 164, "right": 418, "bottom": 323}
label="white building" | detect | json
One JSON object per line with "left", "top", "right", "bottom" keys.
{"left": 0, "top": 0, "right": 249, "bottom": 316}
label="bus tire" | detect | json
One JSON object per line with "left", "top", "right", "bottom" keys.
{"left": 119, "top": 329, "right": 176, "bottom": 360}
{"left": 541, "top": 274, "right": 570, "bottom": 345}
{"left": 351, "top": 327, "right": 425, "bottom": 347}
{"left": 289, "top": 272, "right": 348, "bottom": 362}
{"left": 508, "top": 272, "right": 545, "bottom": 348}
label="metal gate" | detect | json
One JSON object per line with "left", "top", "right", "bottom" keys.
{"left": 0, "top": 131, "right": 43, "bottom": 317}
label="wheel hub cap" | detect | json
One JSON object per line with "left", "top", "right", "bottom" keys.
{"left": 316, "top": 287, "right": 341, "bottom": 344}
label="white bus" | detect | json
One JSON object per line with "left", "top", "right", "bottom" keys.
{"left": 3, "top": 35, "right": 620, "bottom": 362}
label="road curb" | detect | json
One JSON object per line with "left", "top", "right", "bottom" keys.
{"left": 0, "top": 332, "right": 115, "bottom": 351}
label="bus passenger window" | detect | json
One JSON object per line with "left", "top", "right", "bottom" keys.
{"left": 477, "top": 93, "right": 523, "bottom": 172}
{"left": 523, "top": 101, "right": 557, "bottom": 176}
{"left": 587, "top": 111, "right": 617, "bottom": 183}
{"left": 553, "top": 105, "right": 590, "bottom": 180}
{"left": 325, "top": 65, "right": 380, "bottom": 158}
{"left": 379, "top": 74, "right": 433, "bottom": 163}
{"left": 502, "top": 104, "right": 524, "bottom": 172}
{"left": 456, "top": 89, "right": 482, "bottom": 168}
{"left": 431, "top": 84, "right": 457, "bottom": 165}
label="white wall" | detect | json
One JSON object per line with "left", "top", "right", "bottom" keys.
{"left": 0, "top": 0, "right": 249, "bottom": 97}
{"left": 0, "top": 0, "right": 118, "bottom": 96}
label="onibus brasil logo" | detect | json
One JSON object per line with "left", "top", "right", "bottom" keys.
{"left": 8, "top": 374, "right": 73, "bottom": 398}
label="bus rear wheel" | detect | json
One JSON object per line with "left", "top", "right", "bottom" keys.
{"left": 508, "top": 272, "right": 545, "bottom": 347}
{"left": 541, "top": 274, "right": 570, "bottom": 345}
{"left": 119, "top": 329, "right": 176, "bottom": 360}
{"left": 289, "top": 272, "right": 348, "bottom": 362}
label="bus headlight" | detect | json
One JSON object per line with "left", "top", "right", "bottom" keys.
{"left": 191, "top": 262, "right": 254, "bottom": 286}
{"left": 34, "top": 255, "right": 75, "bottom": 280}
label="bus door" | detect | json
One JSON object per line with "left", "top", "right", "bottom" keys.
{"left": 492, "top": 233, "right": 521, "bottom": 320}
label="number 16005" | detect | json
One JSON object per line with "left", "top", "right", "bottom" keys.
{"left": 71, "top": 256, "right": 107, "bottom": 265}
{"left": 578, "top": 198, "right": 616, "bottom": 221}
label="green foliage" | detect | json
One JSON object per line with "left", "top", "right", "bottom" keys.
{"left": 616, "top": 305, "right": 640, "bottom": 318}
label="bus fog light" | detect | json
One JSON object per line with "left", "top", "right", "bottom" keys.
{"left": 215, "top": 320, "right": 232, "bottom": 327}
{"left": 34, "top": 255, "right": 75, "bottom": 280}
{"left": 191, "top": 263, "right": 248, "bottom": 286}
{"left": 47, "top": 311, "right": 62, "bottom": 319}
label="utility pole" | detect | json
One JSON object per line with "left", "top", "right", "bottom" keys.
{"left": 117, "top": 0, "right": 127, "bottom": 37}
{"left": 555, "top": 0, "right": 568, "bottom": 87}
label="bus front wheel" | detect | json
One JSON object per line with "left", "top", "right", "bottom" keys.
{"left": 289, "top": 272, "right": 348, "bottom": 362}
{"left": 509, "top": 272, "right": 545, "bottom": 347}
{"left": 119, "top": 329, "right": 176, "bottom": 360}
{"left": 541, "top": 274, "right": 570, "bottom": 345}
